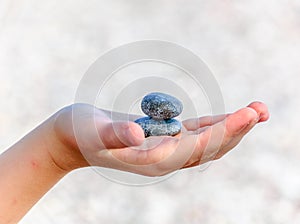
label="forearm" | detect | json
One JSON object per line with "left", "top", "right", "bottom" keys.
{"left": 0, "top": 116, "right": 70, "bottom": 223}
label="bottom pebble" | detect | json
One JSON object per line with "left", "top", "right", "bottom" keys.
{"left": 134, "top": 117, "right": 181, "bottom": 137}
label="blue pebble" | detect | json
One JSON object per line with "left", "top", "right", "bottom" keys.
{"left": 141, "top": 92, "right": 183, "bottom": 120}
{"left": 135, "top": 117, "right": 181, "bottom": 137}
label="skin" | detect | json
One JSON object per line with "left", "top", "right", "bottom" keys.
{"left": 0, "top": 102, "right": 269, "bottom": 223}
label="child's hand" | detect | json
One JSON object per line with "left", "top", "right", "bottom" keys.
{"left": 52, "top": 102, "right": 269, "bottom": 176}
{"left": 0, "top": 101, "right": 269, "bottom": 223}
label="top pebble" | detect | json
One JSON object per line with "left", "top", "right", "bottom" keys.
{"left": 141, "top": 92, "right": 183, "bottom": 120}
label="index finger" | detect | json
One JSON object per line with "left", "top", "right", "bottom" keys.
{"left": 182, "top": 114, "right": 228, "bottom": 131}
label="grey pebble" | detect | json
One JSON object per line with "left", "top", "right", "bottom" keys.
{"left": 134, "top": 117, "right": 181, "bottom": 137}
{"left": 141, "top": 92, "right": 183, "bottom": 120}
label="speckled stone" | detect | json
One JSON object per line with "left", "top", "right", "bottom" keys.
{"left": 134, "top": 117, "right": 181, "bottom": 137}
{"left": 141, "top": 92, "right": 183, "bottom": 120}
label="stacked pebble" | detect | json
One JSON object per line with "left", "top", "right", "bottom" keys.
{"left": 134, "top": 92, "right": 183, "bottom": 137}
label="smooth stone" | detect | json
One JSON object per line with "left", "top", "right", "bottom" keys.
{"left": 141, "top": 92, "right": 183, "bottom": 120}
{"left": 134, "top": 117, "right": 181, "bottom": 137}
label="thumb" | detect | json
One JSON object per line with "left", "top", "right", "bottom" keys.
{"left": 97, "top": 121, "right": 145, "bottom": 149}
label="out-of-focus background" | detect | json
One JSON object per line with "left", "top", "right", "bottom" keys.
{"left": 1, "top": 0, "right": 300, "bottom": 223}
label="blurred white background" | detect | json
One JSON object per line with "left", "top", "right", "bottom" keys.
{"left": 0, "top": 0, "right": 300, "bottom": 223}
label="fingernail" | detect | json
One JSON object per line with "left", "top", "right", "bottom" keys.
{"left": 124, "top": 126, "right": 134, "bottom": 144}
{"left": 125, "top": 126, "right": 144, "bottom": 146}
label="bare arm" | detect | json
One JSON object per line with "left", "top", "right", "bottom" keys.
{"left": 0, "top": 102, "right": 269, "bottom": 223}
{"left": 0, "top": 116, "right": 69, "bottom": 223}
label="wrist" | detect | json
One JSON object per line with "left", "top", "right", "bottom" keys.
{"left": 45, "top": 108, "right": 90, "bottom": 172}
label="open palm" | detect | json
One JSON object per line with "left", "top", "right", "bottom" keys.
{"left": 54, "top": 102, "right": 269, "bottom": 176}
